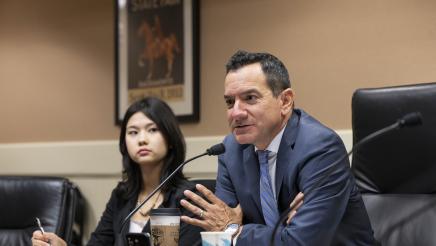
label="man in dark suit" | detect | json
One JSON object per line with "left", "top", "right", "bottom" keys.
{"left": 181, "top": 50, "right": 375, "bottom": 245}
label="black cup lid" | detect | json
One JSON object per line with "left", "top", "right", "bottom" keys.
{"left": 150, "top": 208, "right": 181, "bottom": 216}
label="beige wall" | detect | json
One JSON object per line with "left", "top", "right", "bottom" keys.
{"left": 1, "top": 0, "right": 436, "bottom": 143}
{"left": 1, "top": 0, "right": 435, "bottom": 241}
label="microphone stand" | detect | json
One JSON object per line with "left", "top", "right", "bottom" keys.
{"left": 269, "top": 112, "right": 423, "bottom": 246}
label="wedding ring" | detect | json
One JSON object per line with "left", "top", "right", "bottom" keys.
{"left": 199, "top": 209, "right": 204, "bottom": 218}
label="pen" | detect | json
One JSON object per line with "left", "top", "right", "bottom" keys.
{"left": 35, "top": 217, "right": 45, "bottom": 234}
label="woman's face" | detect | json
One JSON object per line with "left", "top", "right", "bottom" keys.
{"left": 125, "top": 112, "right": 168, "bottom": 167}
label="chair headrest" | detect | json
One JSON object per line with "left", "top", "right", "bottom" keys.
{"left": 0, "top": 176, "right": 68, "bottom": 230}
{"left": 351, "top": 82, "right": 436, "bottom": 193}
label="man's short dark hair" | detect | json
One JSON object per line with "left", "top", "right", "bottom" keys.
{"left": 226, "top": 50, "right": 291, "bottom": 97}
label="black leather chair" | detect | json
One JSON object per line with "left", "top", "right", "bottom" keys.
{"left": 351, "top": 82, "right": 436, "bottom": 246}
{"left": 0, "top": 176, "right": 85, "bottom": 246}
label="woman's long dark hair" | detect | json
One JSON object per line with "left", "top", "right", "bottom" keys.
{"left": 116, "top": 97, "right": 186, "bottom": 200}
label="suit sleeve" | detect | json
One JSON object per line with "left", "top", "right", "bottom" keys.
{"left": 237, "top": 134, "right": 352, "bottom": 246}
{"left": 215, "top": 152, "right": 239, "bottom": 208}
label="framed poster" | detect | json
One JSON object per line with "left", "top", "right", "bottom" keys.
{"left": 115, "top": 0, "right": 199, "bottom": 124}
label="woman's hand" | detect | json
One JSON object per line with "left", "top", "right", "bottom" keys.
{"left": 31, "top": 230, "right": 67, "bottom": 246}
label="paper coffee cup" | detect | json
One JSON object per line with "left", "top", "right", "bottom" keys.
{"left": 200, "top": 231, "right": 232, "bottom": 246}
{"left": 150, "top": 208, "right": 181, "bottom": 246}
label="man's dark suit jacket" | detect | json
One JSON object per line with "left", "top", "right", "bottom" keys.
{"left": 87, "top": 179, "right": 202, "bottom": 246}
{"left": 215, "top": 109, "right": 375, "bottom": 245}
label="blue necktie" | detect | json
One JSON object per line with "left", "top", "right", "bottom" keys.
{"left": 258, "top": 150, "right": 279, "bottom": 227}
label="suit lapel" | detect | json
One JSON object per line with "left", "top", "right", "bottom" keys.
{"left": 275, "top": 110, "right": 301, "bottom": 202}
{"left": 243, "top": 145, "right": 263, "bottom": 217}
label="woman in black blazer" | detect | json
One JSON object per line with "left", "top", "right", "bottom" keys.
{"left": 32, "top": 97, "right": 202, "bottom": 246}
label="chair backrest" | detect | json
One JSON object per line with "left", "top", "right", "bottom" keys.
{"left": 0, "top": 176, "right": 85, "bottom": 246}
{"left": 351, "top": 82, "right": 436, "bottom": 245}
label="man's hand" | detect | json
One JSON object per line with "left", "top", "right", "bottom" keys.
{"left": 180, "top": 184, "right": 242, "bottom": 231}
{"left": 287, "top": 192, "right": 304, "bottom": 224}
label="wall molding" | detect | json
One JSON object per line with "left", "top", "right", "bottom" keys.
{"left": 0, "top": 130, "right": 352, "bottom": 178}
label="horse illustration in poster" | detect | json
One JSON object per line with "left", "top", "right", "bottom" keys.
{"left": 137, "top": 16, "right": 181, "bottom": 80}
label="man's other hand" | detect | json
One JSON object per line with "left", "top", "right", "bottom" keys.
{"left": 180, "top": 184, "right": 242, "bottom": 231}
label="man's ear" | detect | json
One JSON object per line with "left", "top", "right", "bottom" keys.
{"left": 280, "top": 88, "right": 294, "bottom": 115}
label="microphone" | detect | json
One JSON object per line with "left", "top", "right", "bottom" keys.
{"left": 206, "top": 143, "right": 226, "bottom": 156}
{"left": 269, "top": 112, "right": 423, "bottom": 245}
{"left": 397, "top": 112, "right": 423, "bottom": 128}
{"left": 119, "top": 143, "right": 225, "bottom": 234}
